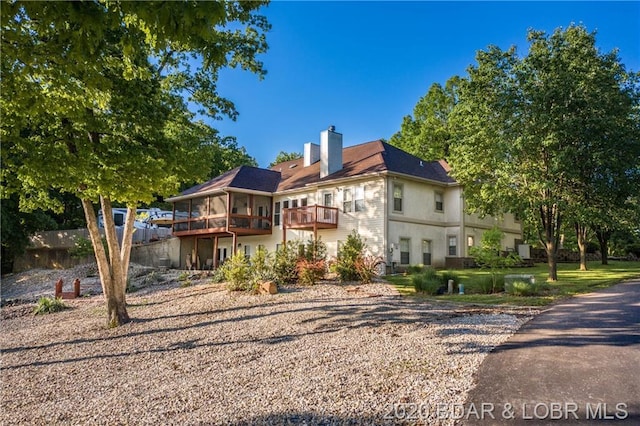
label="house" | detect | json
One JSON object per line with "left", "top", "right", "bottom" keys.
{"left": 166, "top": 126, "right": 522, "bottom": 271}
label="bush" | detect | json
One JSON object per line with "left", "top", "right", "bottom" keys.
{"left": 273, "top": 242, "right": 300, "bottom": 284}
{"left": 507, "top": 280, "right": 537, "bottom": 296}
{"left": 251, "top": 246, "right": 276, "bottom": 283}
{"left": 222, "top": 251, "right": 254, "bottom": 291}
{"left": 439, "top": 270, "right": 459, "bottom": 287}
{"left": 412, "top": 268, "right": 445, "bottom": 294}
{"left": 335, "top": 230, "right": 366, "bottom": 282}
{"left": 355, "top": 255, "right": 385, "bottom": 284}
{"left": 296, "top": 258, "right": 326, "bottom": 285}
{"left": 406, "top": 264, "right": 425, "bottom": 275}
{"left": 33, "top": 297, "right": 67, "bottom": 315}
{"left": 68, "top": 236, "right": 108, "bottom": 259}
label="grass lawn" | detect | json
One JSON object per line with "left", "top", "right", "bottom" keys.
{"left": 384, "top": 261, "right": 640, "bottom": 307}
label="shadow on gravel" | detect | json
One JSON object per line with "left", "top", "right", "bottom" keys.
{"left": 2, "top": 294, "right": 507, "bottom": 369}
{"left": 232, "top": 412, "right": 394, "bottom": 425}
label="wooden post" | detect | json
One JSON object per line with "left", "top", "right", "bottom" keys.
{"left": 213, "top": 235, "right": 219, "bottom": 269}
{"left": 74, "top": 279, "right": 81, "bottom": 297}
{"left": 55, "top": 279, "right": 63, "bottom": 298}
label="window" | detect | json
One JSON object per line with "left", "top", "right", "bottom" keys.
{"left": 400, "top": 238, "right": 410, "bottom": 265}
{"left": 274, "top": 202, "right": 281, "bottom": 226}
{"left": 448, "top": 236, "right": 457, "bottom": 256}
{"left": 435, "top": 192, "right": 444, "bottom": 212}
{"left": 354, "top": 185, "right": 365, "bottom": 212}
{"left": 422, "top": 240, "right": 432, "bottom": 266}
{"left": 301, "top": 197, "right": 308, "bottom": 207}
{"left": 393, "top": 183, "right": 403, "bottom": 212}
{"left": 292, "top": 199, "right": 298, "bottom": 208}
{"left": 114, "top": 213, "right": 125, "bottom": 227}
{"left": 323, "top": 192, "right": 333, "bottom": 207}
{"left": 283, "top": 200, "right": 289, "bottom": 209}
{"left": 343, "top": 188, "right": 352, "bottom": 212}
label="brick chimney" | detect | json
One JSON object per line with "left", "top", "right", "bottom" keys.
{"left": 320, "top": 125, "right": 342, "bottom": 178}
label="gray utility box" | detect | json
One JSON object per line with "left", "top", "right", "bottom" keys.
{"left": 504, "top": 274, "right": 536, "bottom": 293}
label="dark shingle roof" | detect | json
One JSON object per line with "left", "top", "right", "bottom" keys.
{"left": 169, "top": 165, "right": 281, "bottom": 200}
{"left": 271, "top": 140, "right": 455, "bottom": 191}
{"left": 171, "top": 141, "right": 456, "bottom": 199}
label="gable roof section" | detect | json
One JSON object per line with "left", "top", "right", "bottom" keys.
{"left": 167, "top": 165, "right": 281, "bottom": 201}
{"left": 170, "top": 141, "right": 456, "bottom": 200}
{"left": 271, "top": 140, "right": 455, "bottom": 191}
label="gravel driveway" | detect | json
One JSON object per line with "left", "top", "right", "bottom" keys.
{"left": 1, "top": 269, "right": 535, "bottom": 425}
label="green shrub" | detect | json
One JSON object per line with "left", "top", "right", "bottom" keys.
{"left": 412, "top": 274, "right": 443, "bottom": 295}
{"left": 33, "top": 297, "right": 67, "bottom": 315}
{"left": 274, "top": 242, "right": 300, "bottom": 284}
{"left": 68, "top": 236, "right": 108, "bottom": 259}
{"left": 335, "top": 231, "right": 366, "bottom": 282}
{"left": 177, "top": 271, "right": 189, "bottom": 282}
{"left": 302, "top": 237, "right": 327, "bottom": 262}
{"left": 406, "top": 264, "right": 425, "bottom": 275}
{"left": 439, "top": 270, "right": 459, "bottom": 286}
{"left": 180, "top": 279, "right": 193, "bottom": 288}
{"left": 210, "top": 267, "right": 226, "bottom": 283}
{"left": 507, "top": 280, "right": 535, "bottom": 296}
{"left": 222, "top": 251, "right": 253, "bottom": 291}
{"left": 251, "top": 246, "right": 276, "bottom": 283}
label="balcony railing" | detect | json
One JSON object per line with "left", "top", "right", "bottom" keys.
{"left": 283, "top": 205, "right": 338, "bottom": 230}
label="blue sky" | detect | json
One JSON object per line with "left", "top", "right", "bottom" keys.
{"left": 213, "top": 1, "right": 640, "bottom": 168}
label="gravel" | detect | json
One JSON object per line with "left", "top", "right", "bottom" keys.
{"left": 1, "top": 265, "right": 536, "bottom": 425}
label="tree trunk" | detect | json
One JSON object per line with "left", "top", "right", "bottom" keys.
{"left": 594, "top": 227, "right": 612, "bottom": 265}
{"left": 539, "top": 201, "right": 561, "bottom": 281}
{"left": 575, "top": 223, "right": 588, "bottom": 271}
{"left": 81, "top": 197, "right": 131, "bottom": 327}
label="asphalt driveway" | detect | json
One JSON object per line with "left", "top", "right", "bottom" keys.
{"left": 464, "top": 280, "right": 640, "bottom": 425}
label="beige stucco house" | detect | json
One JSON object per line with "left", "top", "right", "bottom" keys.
{"left": 167, "top": 126, "right": 522, "bottom": 271}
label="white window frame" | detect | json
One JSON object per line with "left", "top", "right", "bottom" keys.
{"left": 435, "top": 192, "right": 444, "bottom": 212}
{"left": 393, "top": 183, "right": 403, "bottom": 213}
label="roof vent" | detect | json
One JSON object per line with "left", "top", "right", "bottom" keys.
{"left": 328, "top": 125, "right": 336, "bottom": 132}
{"left": 419, "top": 160, "right": 424, "bottom": 167}
{"left": 289, "top": 164, "right": 297, "bottom": 169}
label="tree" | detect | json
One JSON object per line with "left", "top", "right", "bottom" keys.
{"left": 1, "top": 1, "right": 270, "bottom": 326}
{"left": 469, "top": 226, "right": 519, "bottom": 293}
{"left": 269, "top": 151, "right": 303, "bottom": 168}
{"left": 389, "top": 76, "right": 462, "bottom": 161}
{"left": 448, "top": 25, "right": 639, "bottom": 281}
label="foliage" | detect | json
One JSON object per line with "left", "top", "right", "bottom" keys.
{"left": 68, "top": 236, "right": 107, "bottom": 259}
{"left": 222, "top": 251, "right": 254, "bottom": 292}
{"left": 250, "top": 246, "right": 276, "bottom": 283}
{"left": 386, "top": 261, "right": 640, "bottom": 306}
{"left": 210, "top": 267, "right": 226, "bottom": 284}
{"left": 406, "top": 264, "right": 426, "bottom": 275}
{"left": 389, "top": 76, "right": 463, "bottom": 161}
{"left": 273, "top": 242, "right": 301, "bottom": 285}
{"left": 354, "top": 255, "right": 385, "bottom": 284}
{"left": 296, "top": 259, "right": 326, "bottom": 286}
{"left": 440, "top": 270, "right": 460, "bottom": 287}
{"left": 412, "top": 268, "right": 443, "bottom": 294}
{"left": 1, "top": 1, "right": 270, "bottom": 326}
{"left": 335, "top": 230, "right": 367, "bottom": 282}
{"left": 0, "top": 194, "right": 58, "bottom": 273}
{"left": 447, "top": 24, "right": 640, "bottom": 281}
{"left": 469, "top": 227, "right": 520, "bottom": 293}
{"left": 302, "top": 237, "right": 328, "bottom": 263}
{"left": 506, "top": 280, "right": 547, "bottom": 297}
{"left": 471, "top": 275, "right": 505, "bottom": 294}
{"left": 268, "top": 151, "right": 303, "bottom": 168}
{"left": 33, "top": 297, "right": 67, "bottom": 315}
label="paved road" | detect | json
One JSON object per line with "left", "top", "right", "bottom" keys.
{"left": 464, "top": 280, "right": 640, "bottom": 425}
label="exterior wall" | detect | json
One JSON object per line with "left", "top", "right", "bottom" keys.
{"left": 386, "top": 177, "right": 461, "bottom": 268}
{"left": 235, "top": 176, "right": 387, "bottom": 259}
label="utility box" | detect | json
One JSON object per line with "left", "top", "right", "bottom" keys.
{"left": 517, "top": 244, "right": 531, "bottom": 259}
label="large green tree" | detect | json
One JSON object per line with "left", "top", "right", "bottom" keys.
{"left": 448, "top": 25, "right": 639, "bottom": 281}
{"left": 1, "top": 1, "right": 269, "bottom": 326}
{"left": 389, "top": 76, "right": 463, "bottom": 161}
{"left": 269, "top": 150, "right": 303, "bottom": 168}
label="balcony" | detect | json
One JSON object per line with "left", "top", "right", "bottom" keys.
{"left": 283, "top": 205, "right": 338, "bottom": 231}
